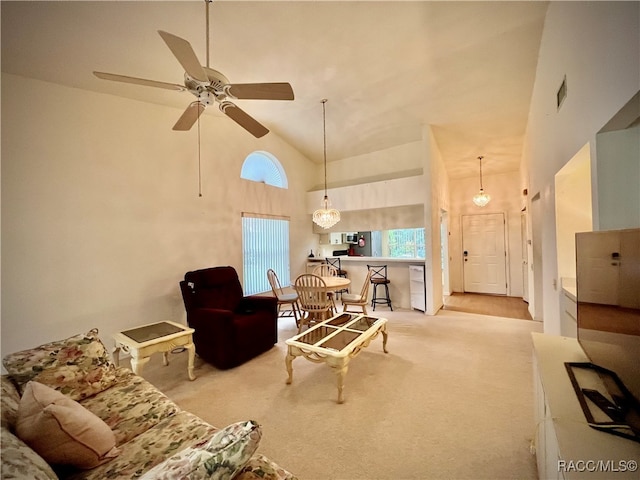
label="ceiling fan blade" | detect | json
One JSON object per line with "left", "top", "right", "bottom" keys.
{"left": 158, "top": 30, "right": 208, "bottom": 83}
{"left": 173, "top": 102, "right": 206, "bottom": 131}
{"left": 224, "top": 82, "right": 295, "bottom": 101}
{"left": 219, "top": 101, "right": 269, "bottom": 138}
{"left": 93, "top": 71, "right": 185, "bottom": 91}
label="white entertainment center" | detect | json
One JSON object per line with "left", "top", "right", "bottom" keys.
{"left": 532, "top": 333, "right": 640, "bottom": 479}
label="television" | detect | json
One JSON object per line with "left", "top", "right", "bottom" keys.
{"left": 566, "top": 228, "right": 640, "bottom": 442}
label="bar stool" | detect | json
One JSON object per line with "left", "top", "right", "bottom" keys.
{"left": 367, "top": 265, "right": 393, "bottom": 311}
{"left": 326, "top": 257, "right": 349, "bottom": 298}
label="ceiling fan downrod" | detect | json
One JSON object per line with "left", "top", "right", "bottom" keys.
{"left": 205, "top": 0, "right": 213, "bottom": 69}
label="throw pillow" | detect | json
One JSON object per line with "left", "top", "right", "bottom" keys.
{"left": 140, "top": 420, "right": 262, "bottom": 480}
{"left": 2, "top": 329, "right": 118, "bottom": 401}
{"left": 15, "top": 381, "right": 120, "bottom": 469}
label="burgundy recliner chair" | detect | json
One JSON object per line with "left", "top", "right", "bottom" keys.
{"left": 179, "top": 266, "right": 278, "bottom": 370}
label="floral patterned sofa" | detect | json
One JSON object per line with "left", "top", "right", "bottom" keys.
{"left": 1, "top": 329, "right": 296, "bottom": 480}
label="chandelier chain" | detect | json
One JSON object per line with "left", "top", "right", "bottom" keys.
{"left": 312, "top": 98, "right": 340, "bottom": 228}
{"left": 322, "top": 99, "right": 328, "bottom": 196}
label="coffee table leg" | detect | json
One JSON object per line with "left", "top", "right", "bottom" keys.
{"left": 335, "top": 364, "right": 349, "bottom": 404}
{"left": 112, "top": 346, "right": 121, "bottom": 366}
{"left": 285, "top": 351, "right": 295, "bottom": 384}
{"left": 130, "top": 354, "right": 150, "bottom": 377}
{"left": 381, "top": 326, "right": 389, "bottom": 353}
{"left": 185, "top": 342, "right": 196, "bottom": 381}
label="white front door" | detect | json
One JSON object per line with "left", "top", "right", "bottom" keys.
{"left": 462, "top": 213, "right": 507, "bottom": 295}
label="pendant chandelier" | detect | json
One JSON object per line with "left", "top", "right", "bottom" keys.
{"left": 312, "top": 99, "right": 341, "bottom": 229}
{"left": 472, "top": 155, "right": 491, "bottom": 207}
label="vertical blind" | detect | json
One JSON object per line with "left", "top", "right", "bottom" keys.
{"left": 242, "top": 214, "right": 290, "bottom": 295}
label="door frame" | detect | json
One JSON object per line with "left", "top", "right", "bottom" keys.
{"left": 521, "top": 211, "right": 529, "bottom": 303}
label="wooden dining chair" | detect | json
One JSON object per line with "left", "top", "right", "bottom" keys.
{"left": 267, "top": 269, "right": 300, "bottom": 329}
{"left": 294, "top": 274, "right": 333, "bottom": 333}
{"left": 342, "top": 269, "right": 372, "bottom": 315}
{"left": 311, "top": 264, "right": 338, "bottom": 312}
{"left": 312, "top": 264, "right": 338, "bottom": 277}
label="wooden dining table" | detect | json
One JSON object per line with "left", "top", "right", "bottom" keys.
{"left": 320, "top": 276, "right": 351, "bottom": 314}
{"left": 320, "top": 276, "right": 351, "bottom": 291}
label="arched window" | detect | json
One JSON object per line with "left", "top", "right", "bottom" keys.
{"left": 240, "top": 151, "right": 288, "bottom": 189}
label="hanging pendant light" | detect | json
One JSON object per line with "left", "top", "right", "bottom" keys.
{"left": 312, "top": 99, "right": 341, "bottom": 229}
{"left": 472, "top": 155, "right": 491, "bottom": 207}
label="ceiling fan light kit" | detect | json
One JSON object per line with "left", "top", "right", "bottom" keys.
{"left": 93, "top": 1, "right": 294, "bottom": 138}
{"left": 472, "top": 155, "right": 491, "bottom": 207}
{"left": 313, "top": 99, "right": 341, "bottom": 229}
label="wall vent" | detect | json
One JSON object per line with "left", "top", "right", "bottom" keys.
{"left": 557, "top": 75, "right": 567, "bottom": 110}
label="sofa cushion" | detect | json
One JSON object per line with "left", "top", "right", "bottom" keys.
{"left": 1, "top": 426, "right": 59, "bottom": 480}
{"left": 65, "top": 410, "right": 218, "bottom": 480}
{"left": 1, "top": 375, "right": 21, "bottom": 429}
{"left": 236, "top": 454, "right": 299, "bottom": 480}
{"left": 2, "top": 329, "right": 118, "bottom": 401}
{"left": 16, "top": 381, "right": 120, "bottom": 469}
{"left": 139, "top": 420, "right": 262, "bottom": 480}
{"left": 79, "top": 367, "right": 179, "bottom": 445}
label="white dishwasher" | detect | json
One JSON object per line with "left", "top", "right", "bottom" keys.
{"left": 409, "top": 265, "right": 426, "bottom": 312}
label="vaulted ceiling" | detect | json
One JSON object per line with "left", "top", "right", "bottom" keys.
{"left": 1, "top": 1, "right": 548, "bottom": 179}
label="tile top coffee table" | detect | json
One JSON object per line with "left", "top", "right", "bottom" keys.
{"left": 113, "top": 320, "right": 196, "bottom": 381}
{"left": 285, "top": 312, "right": 388, "bottom": 403}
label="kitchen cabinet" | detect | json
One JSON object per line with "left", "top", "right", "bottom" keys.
{"left": 319, "top": 233, "right": 344, "bottom": 245}
{"left": 306, "top": 259, "right": 325, "bottom": 273}
{"left": 409, "top": 265, "right": 425, "bottom": 312}
{"left": 560, "top": 289, "right": 577, "bottom": 338}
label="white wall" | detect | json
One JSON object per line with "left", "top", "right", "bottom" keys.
{"left": 448, "top": 170, "right": 524, "bottom": 297}
{"left": 1, "top": 74, "right": 316, "bottom": 355}
{"left": 555, "top": 143, "right": 593, "bottom": 281}
{"left": 422, "top": 125, "right": 450, "bottom": 315}
{"left": 521, "top": 2, "right": 640, "bottom": 333}
{"left": 596, "top": 125, "right": 640, "bottom": 230}
{"left": 307, "top": 175, "right": 425, "bottom": 215}
{"left": 323, "top": 141, "right": 423, "bottom": 188}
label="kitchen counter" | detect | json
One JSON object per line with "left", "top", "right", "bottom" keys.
{"left": 338, "top": 256, "right": 424, "bottom": 264}
{"left": 336, "top": 258, "right": 425, "bottom": 311}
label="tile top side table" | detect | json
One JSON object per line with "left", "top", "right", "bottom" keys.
{"left": 112, "top": 320, "right": 196, "bottom": 381}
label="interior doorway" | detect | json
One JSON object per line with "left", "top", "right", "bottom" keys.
{"left": 440, "top": 209, "right": 451, "bottom": 297}
{"left": 521, "top": 212, "right": 529, "bottom": 303}
{"left": 530, "top": 192, "right": 543, "bottom": 321}
{"left": 462, "top": 213, "right": 507, "bottom": 295}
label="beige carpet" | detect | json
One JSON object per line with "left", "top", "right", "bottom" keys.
{"left": 140, "top": 309, "right": 543, "bottom": 480}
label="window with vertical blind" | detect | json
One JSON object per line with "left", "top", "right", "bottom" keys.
{"left": 242, "top": 214, "right": 290, "bottom": 295}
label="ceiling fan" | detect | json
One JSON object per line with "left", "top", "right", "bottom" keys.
{"left": 93, "top": 0, "right": 294, "bottom": 138}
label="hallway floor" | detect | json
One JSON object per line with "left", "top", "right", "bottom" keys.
{"left": 443, "top": 292, "right": 533, "bottom": 321}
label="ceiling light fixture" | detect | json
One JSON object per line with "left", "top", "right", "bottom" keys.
{"left": 472, "top": 155, "right": 491, "bottom": 207}
{"left": 312, "top": 99, "right": 340, "bottom": 229}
